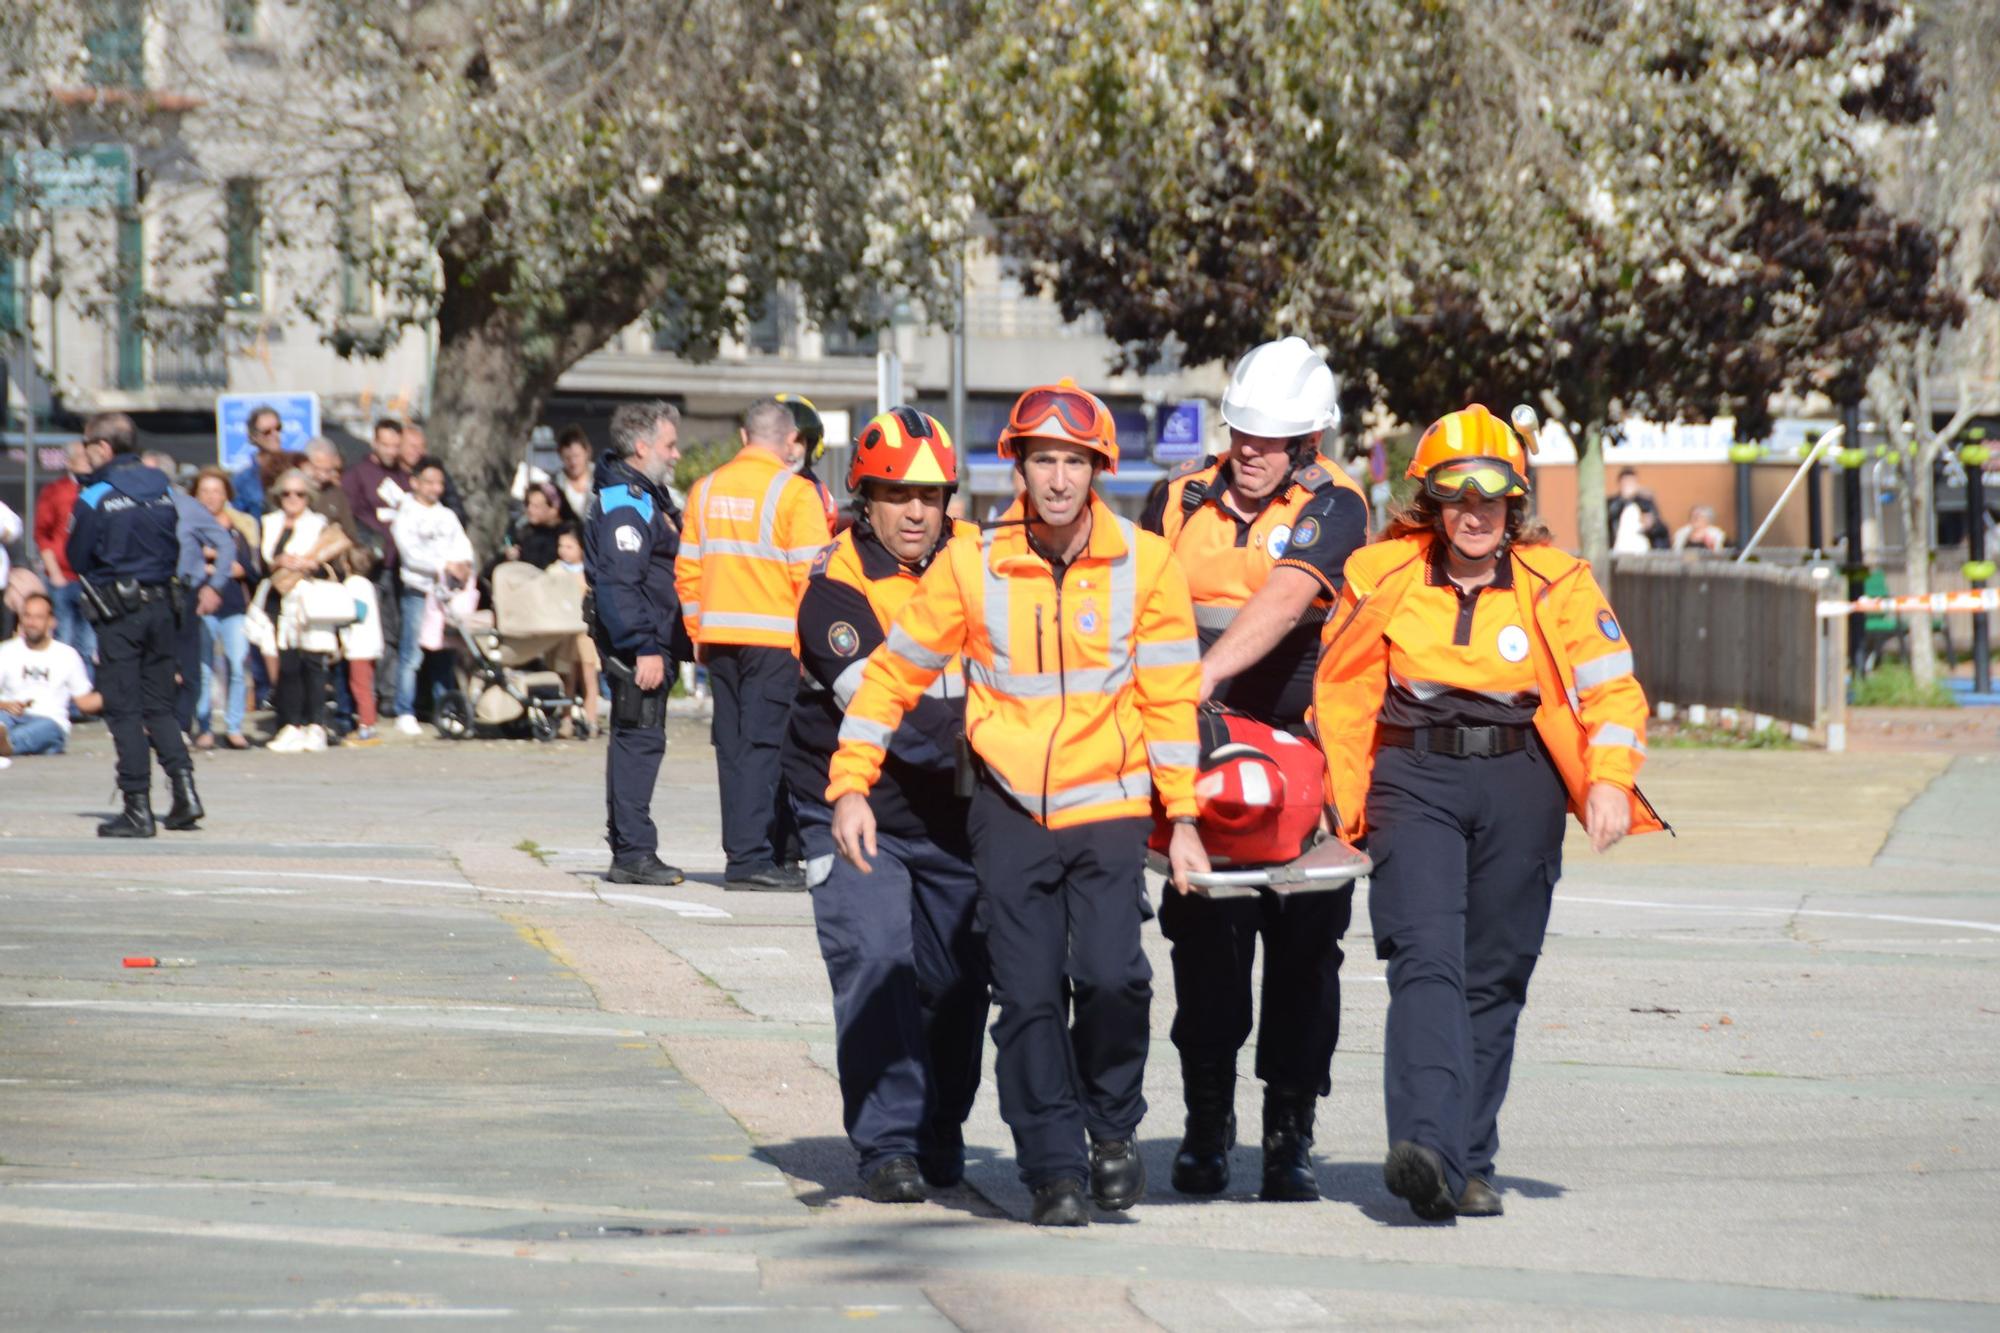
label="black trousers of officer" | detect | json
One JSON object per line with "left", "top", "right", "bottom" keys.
{"left": 970, "top": 782, "right": 1152, "bottom": 1188}
{"left": 1364, "top": 737, "right": 1567, "bottom": 1197}
{"left": 1159, "top": 882, "right": 1353, "bottom": 1095}
{"left": 604, "top": 661, "right": 666, "bottom": 864}
{"left": 708, "top": 644, "right": 799, "bottom": 878}
{"left": 796, "top": 799, "right": 989, "bottom": 1180}
{"left": 97, "top": 597, "right": 194, "bottom": 796}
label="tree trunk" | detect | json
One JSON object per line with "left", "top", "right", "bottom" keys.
{"left": 426, "top": 251, "right": 558, "bottom": 559}
{"left": 1576, "top": 420, "right": 1610, "bottom": 575}
{"left": 1901, "top": 442, "right": 1938, "bottom": 687}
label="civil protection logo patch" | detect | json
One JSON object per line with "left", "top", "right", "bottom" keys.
{"left": 1077, "top": 600, "right": 1101, "bottom": 635}
{"left": 1497, "top": 625, "right": 1530, "bottom": 663}
{"left": 1597, "top": 609, "right": 1623, "bottom": 641}
{"left": 828, "top": 621, "right": 861, "bottom": 657}
{"left": 1267, "top": 524, "right": 1293, "bottom": 559}
{"left": 1289, "top": 517, "right": 1320, "bottom": 550}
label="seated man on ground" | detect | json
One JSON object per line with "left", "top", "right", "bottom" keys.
{"left": 0, "top": 592, "right": 102, "bottom": 766}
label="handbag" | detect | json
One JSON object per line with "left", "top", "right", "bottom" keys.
{"left": 299, "top": 575, "right": 362, "bottom": 628}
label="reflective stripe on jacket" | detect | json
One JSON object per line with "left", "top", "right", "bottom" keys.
{"left": 675, "top": 446, "right": 834, "bottom": 648}
{"left": 828, "top": 494, "right": 1201, "bottom": 830}
{"left": 1313, "top": 533, "right": 1661, "bottom": 842}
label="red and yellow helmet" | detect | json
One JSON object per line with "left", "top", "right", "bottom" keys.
{"left": 1406, "top": 404, "right": 1533, "bottom": 499}
{"left": 996, "top": 378, "right": 1119, "bottom": 473}
{"left": 848, "top": 406, "right": 957, "bottom": 492}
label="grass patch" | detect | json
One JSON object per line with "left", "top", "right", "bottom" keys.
{"left": 513, "top": 838, "right": 550, "bottom": 864}
{"left": 1851, "top": 662, "right": 1959, "bottom": 709}
{"left": 1653, "top": 722, "right": 1801, "bottom": 750}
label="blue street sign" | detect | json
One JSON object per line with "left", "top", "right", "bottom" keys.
{"left": 1152, "top": 400, "right": 1207, "bottom": 464}
{"left": 216, "top": 391, "right": 320, "bottom": 473}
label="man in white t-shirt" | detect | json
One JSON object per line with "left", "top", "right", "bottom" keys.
{"left": 0, "top": 592, "right": 102, "bottom": 766}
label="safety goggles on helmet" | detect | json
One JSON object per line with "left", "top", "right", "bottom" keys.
{"left": 997, "top": 378, "right": 1120, "bottom": 472}
{"left": 1423, "top": 456, "right": 1529, "bottom": 501}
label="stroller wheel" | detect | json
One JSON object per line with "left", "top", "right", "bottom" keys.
{"left": 529, "top": 708, "right": 560, "bottom": 744}
{"left": 435, "top": 690, "right": 475, "bottom": 740}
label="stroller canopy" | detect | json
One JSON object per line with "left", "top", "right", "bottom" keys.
{"left": 490, "top": 561, "right": 587, "bottom": 637}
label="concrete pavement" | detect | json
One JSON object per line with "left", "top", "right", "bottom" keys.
{"left": 1, "top": 723, "right": 1994, "bottom": 1329}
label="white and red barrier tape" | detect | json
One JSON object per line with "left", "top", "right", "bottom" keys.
{"left": 1815, "top": 589, "right": 2000, "bottom": 617}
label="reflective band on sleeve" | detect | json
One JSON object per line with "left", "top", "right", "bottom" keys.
{"left": 838, "top": 713, "right": 894, "bottom": 750}
{"left": 922, "top": 670, "right": 961, "bottom": 699}
{"left": 1589, "top": 723, "right": 1644, "bottom": 752}
{"left": 1147, "top": 741, "right": 1200, "bottom": 769}
{"left": 1193, "top": 604, "right": 1238, "bottom": 632}
{"left": 1107, "top": 521, "right": 1138, "bottom": 665}
{"left": 1573, "top": 650, "right": 1635, "bottom": 692}
{"left": 981, "top": 534, "right": 1013, "bottom": 671}
{"left": 886, "top": 624, "right": 951, "bottom": 672}
{"left": 965, "top": 660, "right": 1125, "bottom": 697}
{"left": 832, "top": 659, "right": 869, "bottom": 708}
{"left": 758, "top": 470, "right": 792, "bottom": 548}
{"left": 679, "top": 542, "right": 701, "bottom": 560}
{"left": 1137, "top": 637, "right": 1200, "bottom": 668}
{"left": 784, "top": 543, "right": 827, "bottom": 563}
{"left": 683, "top": 601, "right": 701, "bottom": 619}
{"left": 702, "top": 610, "right": 796, "bottom": 634}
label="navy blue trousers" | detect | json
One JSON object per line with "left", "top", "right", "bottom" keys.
{"left": 798, "top": 801, "right": 989, "bottom": 1180}
{"left": 970, "top": 783, "right": 1152, "bottom": 1188}
{"left": 1160, "top": 882, "right": 1352, "bottom": 1095}
{"left": 604, "top": 672, "right": 665, "bottom": 864}
{"left": 709, "top": 645, "right": 800, "bottom": 877}
{"left": 1364, "top": 740, "right": 1566, "bottom": 1195}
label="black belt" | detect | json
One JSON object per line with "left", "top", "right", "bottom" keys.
{"left": 1377, "top": 723, "right": 1531, "bottom": 758}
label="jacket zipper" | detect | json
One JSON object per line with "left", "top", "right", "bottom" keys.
{"left": 1038, "top": 573, "right": 1065, "bottom": 825}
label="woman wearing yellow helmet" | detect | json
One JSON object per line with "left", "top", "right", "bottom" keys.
{"left": 1313, "top": 404, "right": 1665, "bottom": 1221}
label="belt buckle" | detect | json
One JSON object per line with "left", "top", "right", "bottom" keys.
{"left": 1461, "top": 727, "right": 1497, "bottom": 758}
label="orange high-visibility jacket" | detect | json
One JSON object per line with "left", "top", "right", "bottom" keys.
{"left": 827, "top": 494, "right": 1202, "bottom": 829}
{"left": 1313, "top": 533, "right": 1663, "bottom": 842}
{"left": 676, "top": 446, "right": 834, "bottom": 649}
{"left": 1158, "top": 455, "right": 1368, "bottom": 633}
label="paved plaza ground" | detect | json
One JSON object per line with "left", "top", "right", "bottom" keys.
{"left": 1, "top": 717, "right": 1994, "bottom": 1329}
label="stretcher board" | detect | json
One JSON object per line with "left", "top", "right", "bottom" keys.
{"left": 1147, "top": 837, "right": 1371, "bottom": 900}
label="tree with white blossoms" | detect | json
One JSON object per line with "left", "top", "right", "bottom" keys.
{"left": 945, "top": 0, "right": 1949, "bottom": 572}
{"left": 1862, "top": 0, "right": 2000, "bottom": 689}
{"left": 6, "top": 1, "right": 969, "bottom": 550}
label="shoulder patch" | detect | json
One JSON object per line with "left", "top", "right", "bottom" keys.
{"left": 809, "top": 542, "right": 838, "bottom": 577}
{"left": 1293, "top": 463, "right": 1333, "bottom": 491}
{"left": 600, "top": 484, "right": 656, "bottom": 524}
{"left": 1596, "top": 608, "right": 1623, "bottom": 641}
{"left": 827, "top": 621, "right": 861, "bottom": 657}
{"left": 78, "top": 482, "right": 113, "bottom": 509}
{"left": 1168, "top": 457, "right": 1208, "bottom": 480}
{"left": 615, "top": 526, "right": 643, "bottom": 553}
{"left": 1288, "top": 516, "right": 1321, "bottom": 550}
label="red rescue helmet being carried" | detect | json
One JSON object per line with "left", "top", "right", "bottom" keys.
{"left": 848, "top": 406, "right": 957, "bottom": 493}
{"left": 997, "top": 378, "right": 1120, "bottom": 474}
{"left": 1148, "top": 708, "right": 1327, "bottom": 868}
{"left": 1406, "top": 403, "right": 1535, "bottom": 500}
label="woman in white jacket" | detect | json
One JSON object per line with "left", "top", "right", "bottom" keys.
{"left": 388, "top": 458, "right": 474, "bottom": 734}
{"left": 250, "top": 470, "right": 350, "bottom": 751}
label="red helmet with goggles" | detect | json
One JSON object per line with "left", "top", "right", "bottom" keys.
{"left": 996, "top": 378, "right": 1119, "bottom": 474}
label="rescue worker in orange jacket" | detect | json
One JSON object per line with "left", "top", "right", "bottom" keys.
{"left": 828, "top": 380, "right": 1209, "bottom": 1227}
{"left": 784, "top": 407, "right": 990, "bottom": 1204}
{"left": 1313, "top": 404, "right": 1662, "bottom": 1222}
{"left": 1139, "top": 337, "right": 1370, "bottom": 1203}
{"left": 676, "top": 396, "right": 834, "bottom": 891}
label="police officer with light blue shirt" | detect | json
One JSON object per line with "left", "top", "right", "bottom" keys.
{"left": 65, "top": 413, "right": 204, "bottom": 837}
{"left": 583, "top": 401, "right": 692, "bottom": 886}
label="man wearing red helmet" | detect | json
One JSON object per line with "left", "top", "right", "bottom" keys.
{"left": 828, "top": 380, "right": 1207, "bottom": 1226}
{"left": 785, "top": 407, "right": 989, "bottom": 1205}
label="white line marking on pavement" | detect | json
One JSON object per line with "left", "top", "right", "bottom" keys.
{"left": 0, "top": 999, "right": 648, "bottom": 1039}
{"left": 1558, "top": 893, "right": 2000, "bottom": 935}
{"left": 0, "top": 1203, "right": 758, "bottom": 1272}
{"left": 208, "top": 870, "right": 732, "bottom": 919}
{"left": 114, "top": 886, "right": 306, "bottom": 897}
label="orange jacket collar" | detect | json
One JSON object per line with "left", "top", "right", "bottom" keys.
{"left": 987, "top": 492, "right": 1128, "bottom": 572}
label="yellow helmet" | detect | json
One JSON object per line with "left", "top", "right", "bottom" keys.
{"left": 1406, "top": 404, "right": 1532, "bottom": 499}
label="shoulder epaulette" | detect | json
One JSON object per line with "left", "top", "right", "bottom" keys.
{"left": 1292, "top": 463, "right": 1334, "bottom": 491}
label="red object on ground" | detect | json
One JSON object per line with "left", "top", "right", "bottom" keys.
{"left": 1149, "top": 707, "right": 1328, "bottom": 868}
{"left": 123, "top": 957, "right": 159, "bottom": 968}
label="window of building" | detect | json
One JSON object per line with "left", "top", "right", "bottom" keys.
{"left": 85, "top": 0, "right": 146, "bottom": 88}
{"left": 222, "top": 0, "right": 261, "bottom": 40}
{"left": 223, "top": 178, "right": 263, "bottom": 310}
{"left": 336, "top": 177, "right": 373, "bottom": 317}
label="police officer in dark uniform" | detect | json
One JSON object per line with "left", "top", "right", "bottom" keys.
{"left": 65, "top": 412, "right": 204, "bottom": 838}
{"left": 583, "top": 400, "right": 693, "bottom": 886}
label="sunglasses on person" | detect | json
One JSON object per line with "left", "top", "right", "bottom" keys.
{"left": 277, "top": 487, "right": 309, "bottom": 499}
{"left": 1423, "top": 457, "right": 1528, "bottom": 501}
{"left": 1007, "top": 385, "right": 1111, "bottom": 442}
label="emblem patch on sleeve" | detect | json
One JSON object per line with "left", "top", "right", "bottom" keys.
{"left": 1288, "top": 517, "right": 1320, "bottom": 550}
{"left": 1597, "top": 609, "right": 1623, "bottom": 641}
{"left": 615, "top": 527, "right": 643, "bottom": 553}
{"left": 828, "top": 621, "right": 861, "bottom": 657}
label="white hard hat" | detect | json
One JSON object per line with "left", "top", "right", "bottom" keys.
{"left": 1220, "top": 337, "right": 1340, "bottom": 438}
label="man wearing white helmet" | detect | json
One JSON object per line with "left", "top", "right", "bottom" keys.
{"left": 1140, "top": 335, "right": 1369, "bottom": 1204}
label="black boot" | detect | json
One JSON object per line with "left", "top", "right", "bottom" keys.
{"left": 1171, "top": 1055, "right": 1237, "bottom": 1195}
{"left": 98, "top": 790, "right": 157, "bottom": 839}
{"left": 162, "top": 771, "right": 205, "bottom": 831}
{"left": 1087, "top": 1135, "right": 1146, "bottom": 1211}
{"left": 1259, "top": 1085, "right": 1321, "bottom": 1202}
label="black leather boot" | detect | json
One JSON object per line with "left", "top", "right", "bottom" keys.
{"left": 162, "top": 771, "right": 205, "bottom": 831}
{"left": 1259, "top": 1085, "right": 1321, "bottom": 1202}
{"left": 1171, "top": 1055, "right": 1237, "bottom": 1195}
{"left": 1087, "top": 1135, "right": 1146, "bottom": 1211}
{"left": 98, "top": 790, "right": 157, "bottom": 839}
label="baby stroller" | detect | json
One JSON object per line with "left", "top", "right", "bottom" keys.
{"left": 432, "top": 561, "right": 584, "bottom": 742}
